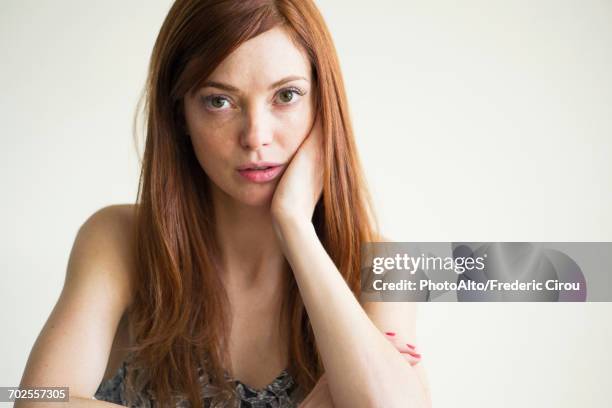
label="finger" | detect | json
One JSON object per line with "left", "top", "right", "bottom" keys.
{"left": 396, "top": 344, "right": 419, "bottom": 354}
{"left": 385, "top": 331, "right": 414, "bottom": 345}
{"left": 384, "top": 332, "right": 419, "bottom": 353}
{"left": 400, "top": 349, "right": 422, "bottom": 358}
{"left": 383, "top": 332, "right": 422, "bottom": 367}
{"left": 400, "top": 352, "right": 422, "bottom": 366}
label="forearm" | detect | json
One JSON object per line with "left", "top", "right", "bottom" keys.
{"left": 274, "top": 218, "right": 428, "bottom": 408}
{"left": 15, "top": 396, "right": 124, "bottom": 408}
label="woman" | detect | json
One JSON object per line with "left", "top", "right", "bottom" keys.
{"left": 17, "top": 0, "right": 431, "bottom": 407}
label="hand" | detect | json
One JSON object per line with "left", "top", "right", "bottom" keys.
{"left": 384, "top": 332, "right": 422, "bottom": 366}
{"left": 297, "top": 373, "right": 335, "bottom": 408}
{"left": 270, "top": 115, "right": 324, "bottom": 225}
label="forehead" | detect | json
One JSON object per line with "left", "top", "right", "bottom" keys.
{"left": 206, "top": 26, "right": 311, "bottom": 88}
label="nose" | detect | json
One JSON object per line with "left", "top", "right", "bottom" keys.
{"left": 240, "top": 104, "right": 273, "bottom": 151}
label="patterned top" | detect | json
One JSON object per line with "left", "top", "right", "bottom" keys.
{"left": 93, "top": 359, "right": 304, "bottom": 407}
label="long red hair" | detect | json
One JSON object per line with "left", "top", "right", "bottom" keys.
{"left": 125, "top": 0, "right": 379, "bottom": 406}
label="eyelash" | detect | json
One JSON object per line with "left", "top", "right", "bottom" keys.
{"left": 201, "top": 87, "right": 306, "bottom": 111}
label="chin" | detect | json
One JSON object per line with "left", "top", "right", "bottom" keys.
{"left": 237, "top": 195, "right": 274, "bottom": 208}
{"left": 233, "top": 185, "right": 275, "bottom": 208}
{"left": 208, "top": 175, "right": 275, "bottom": 208}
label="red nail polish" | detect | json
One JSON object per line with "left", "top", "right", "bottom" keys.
{"left": 385, "top": 332, "right": 396, "bottom": 336}
{"left": 406, "top": 343, "right": 416, "bottom": 349}
{"left": 401, "top": 351, "right": 421, "bottom": 358}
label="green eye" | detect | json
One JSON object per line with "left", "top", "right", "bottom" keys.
{"left": 275, "top": 87, "right": 304, "bottom": 105}
{"left": 210, "top": 96, "right": 229, "bottom": 108}
{"left": 203, "top": 95, "right": 231, "bottom": 110}
{"left": 211, "top": 97, "right": 225, "bottom": 108}
{"left": 279, "top": 90, "right": 295, "bottom": 103}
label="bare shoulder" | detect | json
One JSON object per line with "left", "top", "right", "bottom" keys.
{"left": 71, "top": 203, "right": 138, "bottom": 305}
{"left": 17, "top": 204, "right": 139, "bottom": 401}
{"left": 78, "top": 204, "right": 138, "bottom": 256}
{"left": 78, "top": 203, "right": 136, "bottom": 236}
{"left": 81, "top": 203, "right": 137, "bottom": 236}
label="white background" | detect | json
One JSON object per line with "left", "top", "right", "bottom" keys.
{"left": 1, "top": 0, "right": 611, "bottom": 407}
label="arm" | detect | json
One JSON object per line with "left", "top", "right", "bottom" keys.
{"left": 273, "top": 219, "right": 430, "bottom": 408}
{"left": 298, "top": 329, "right": 427, "bottom": 408}
{"left": 362, "top": 302, "right": 432, "bottom": 408}
{"left": 298, "top": 373, "right": 334, "bottom": 408}
{"left": 15, "top": 397, "right": 124, "bottom": 408}
{"left": 15, "top": 205, "right": 135, "bottom": 408}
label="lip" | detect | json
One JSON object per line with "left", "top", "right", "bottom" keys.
{"left": 237, "top": 162, "right": 284, "bottom": 183}
{"left": 236, "top": 161, "right": 283, "bottom": 170}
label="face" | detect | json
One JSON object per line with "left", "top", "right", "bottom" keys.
{"left": 183, "top": 26, "right": 315, "bottom": 208}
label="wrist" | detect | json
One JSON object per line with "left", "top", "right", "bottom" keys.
{"left": 272, "top": 212, "right": 315, "bottom": 244}
{"left": 271, "top": 209, "right": 313, "bottom": 230}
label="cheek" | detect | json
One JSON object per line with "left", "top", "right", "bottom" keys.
{"left": 276, "top": 104, "right": 313, "bottom": 151}
{"left": 188, "top": 127, "right": 236, "bottom": 183}
{"left": 185, "top": 99, "right": 236, "bottom": 157}
{"left": 186, "top": 110, "right": 237, "bottom": 168}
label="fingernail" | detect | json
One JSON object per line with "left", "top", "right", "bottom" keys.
{"left": 406, "top": 343, "right": 416, "bottom": 349}
{"left": 401, "top": 351, "right": 422, "bottom": 358}
{"left": 385, "top": 332, "right": 396, "bottom": 336}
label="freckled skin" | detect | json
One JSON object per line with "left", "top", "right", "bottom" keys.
{"left": 183, "top": 26, "right": 315, "bottom": 208}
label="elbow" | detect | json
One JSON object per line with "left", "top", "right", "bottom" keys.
{"left": 367, "top": 397, "right": 430, "bottom": 408}
{"left": 365, "top": 382, "right": 431, "bottom": 408}
{"left": 15, "top": 395, "right": 99, "bottom": 408}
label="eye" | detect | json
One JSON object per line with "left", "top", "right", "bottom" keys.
{"left": 274, "top": 87, "right": 305, "bottom": 105}
{"left": 202, "top": 95, "right": 233, "bottom": 111}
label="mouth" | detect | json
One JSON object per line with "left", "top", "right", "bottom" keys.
{"left": 236, "top": 162, "right": 285, "bottom": 183}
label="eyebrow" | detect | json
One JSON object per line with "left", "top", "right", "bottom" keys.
{"left": 200, "top": 75, "right": 308, "bottom": 93}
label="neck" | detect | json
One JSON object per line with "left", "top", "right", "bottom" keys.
{"left": 211, "top": 187, "right": 288, "bottom": 292}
